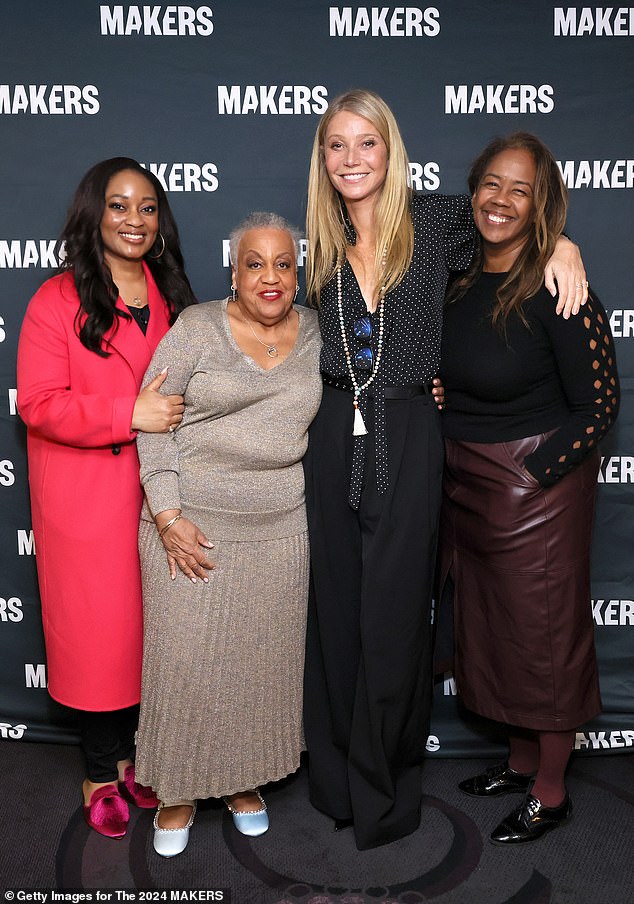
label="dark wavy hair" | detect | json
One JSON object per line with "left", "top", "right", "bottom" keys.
{"left": 447, "top": 132, "right": 568, "bottom": 330}
{"left": 58, "top": 157, "right": 196, "bottom": 355}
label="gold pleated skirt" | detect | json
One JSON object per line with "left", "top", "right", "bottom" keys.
{"left": 135, "top": 519, "right": 308, "bottom": 801}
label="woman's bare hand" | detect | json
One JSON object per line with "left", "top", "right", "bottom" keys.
{"left": 132, "top": 368, "right": 184, "bottom": 433}
{"left": 432, "top": 376, "right": 445, "bottom": 410}
{"left": 155, "top": 509, "right": 215, "bottom": 583}
{"left": 545, "top": 237, "right": 588, "bottom": 319}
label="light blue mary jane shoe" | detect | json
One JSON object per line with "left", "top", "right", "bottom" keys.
{"left": 223, "top": 790, "right": 269, "bottom": 836}
{"left": 153, "top": 802, "right": 197, "bottom": 857}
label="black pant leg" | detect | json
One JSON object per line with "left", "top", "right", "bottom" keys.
{"left": 304, "top": 389, "right": 443, "bottom": 848}
{"left": 349, "top": 395, "right": 443, "bottom": 848}
{"left": 78, "top": 704, "right": 140, "bottom": 782}
{"left": 116, "top": 703, "right": 140, "bottom": 762}
{"left": 303, "top": 386, "right": 363, "bottom": 819}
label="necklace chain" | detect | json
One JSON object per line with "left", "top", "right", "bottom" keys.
{"left": 337, "top": 263, "right": 387, "bottom": 436}
{"left": 235, "top": 301, "right": 288, "bottom": 358}
{"left": 336, "top": 266, "right": 386, "bottom": 399}
{"left": 127, "top": 274, "right": 147, "bottom": 308}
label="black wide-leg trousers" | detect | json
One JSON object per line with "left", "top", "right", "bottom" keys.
{"left": 303, "top": 384, "right": 443, "bottom": 849}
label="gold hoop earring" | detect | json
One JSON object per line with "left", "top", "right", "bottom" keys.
{"left": 149, "top": 232, "right": 166, "bottom": 260}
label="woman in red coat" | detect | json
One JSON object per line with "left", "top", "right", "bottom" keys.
{"left": 17, "top": 158, "right": 196, "bottom": 838}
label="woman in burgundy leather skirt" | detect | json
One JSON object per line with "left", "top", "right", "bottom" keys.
{"left": 439, "top": 132, "right": 619, "bottom": 845}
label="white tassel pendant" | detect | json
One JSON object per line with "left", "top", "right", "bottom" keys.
{"left": 353, "top": 397, "right": 368, "bottom": 436}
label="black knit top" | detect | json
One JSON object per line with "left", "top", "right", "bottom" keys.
{"left": 440, "top": 271, "right": 619, "bottom": 486}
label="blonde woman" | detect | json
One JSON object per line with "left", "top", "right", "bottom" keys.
{"left": 302, "top": 89, "right": 588, "bottom": 850}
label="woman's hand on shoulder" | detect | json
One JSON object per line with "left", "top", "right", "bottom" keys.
{"left": 545, "top": 236, "right": 588, "bottom": 319}
{"left": 132, "top": 368, "right": 184, "bottom": 433}
{"left": 155, "top": 509, "right": 215, "bottom": 583}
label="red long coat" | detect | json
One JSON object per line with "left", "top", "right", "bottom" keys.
{"left": 17, "top": 265, "right": 171, "bottom": 710}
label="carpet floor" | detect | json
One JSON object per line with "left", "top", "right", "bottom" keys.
{"left": 1, "top": 742, "right": 633, "bottom": 903}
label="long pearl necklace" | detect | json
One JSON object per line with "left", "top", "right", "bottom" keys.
{"left": 336, "top": 266, "right": 386, "bottom": 436}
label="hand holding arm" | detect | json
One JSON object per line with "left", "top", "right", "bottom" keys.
{"left": 132, "top": 368, "right": 185, "bottom": 433}
{"left": 432, "top": 376, "right": 445, "bottom": 410}
{"left": 545, "top": 236, "right": 588, "bottom": 319}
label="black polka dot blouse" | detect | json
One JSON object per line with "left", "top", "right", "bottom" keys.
{"left": 317, "top": 193, "right": 475, "bottom": 507}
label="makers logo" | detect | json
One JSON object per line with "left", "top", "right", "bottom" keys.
{"left": 575, "top": 730, "right": 634, "bottom": 750}
{"left": 0, "top": 460, "right": 15, "bottom": 487}
{"left": 554, "top": 7, "right": 634, "bottom": 36}
{"left": 410, "top": 161, "right": 440, "bottom": 192}
{"left": 609, "top": 310, "right": 634, "bottom": 338}
{"left": 25, "top": 664, "right": 47, "bottom": 689}
{"left": 0, "top": 85, "right": 99, "bottom": 115}
{"left": 559, "top": 160, "right": 634, "bottom": 189}
{"left": 222, "top": 240, "right": 307, "bottom": 268}
{"left": 17, "top": 530, "right": 36, "bottom": 556}
{"left": 598, "top": 456, "right": 634, "bottom": 483}
{"left": 141, "top": 163, "right": 218, "bottom": 192}
{"left": 0, "top": 722, "right": 27, "bottom": 740}
{"left": 218, "top": 86, "right": 328, "bottom": 115}
{"left": 0, "top": 240, "right": 60, "bottom": 269}
{"left": 0, "top": 597, "right": 23, "bottom": 622}
{"left": 426, "top": 734, "right": 441, "bottom": 752}
{"left": 100, "top": 5, "right": 214, "bottom": 35}
{"left": 592, "top": 599, "right": 634, "bottom": 626}
{"left": 445, "top": 85, "right": 554, "bottom": 114}
{"left": 329, "top": 6, "right": 440, "bottom": 36}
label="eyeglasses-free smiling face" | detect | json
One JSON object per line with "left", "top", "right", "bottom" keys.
{"left": 472, "top": 148, "right": 537, "bottom": 270}
{"left": 232, "top": 228, "right": 298, "bottom": 326}
{"left": 100, "top": 169, "right": 159, "bottom": 267}
{"left": 323, "top": 110, "right": 388, "bottom": 210}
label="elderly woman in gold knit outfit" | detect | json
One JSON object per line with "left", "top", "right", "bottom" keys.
{"left": 134, "top": 212, "right": 322, "bottom": 857}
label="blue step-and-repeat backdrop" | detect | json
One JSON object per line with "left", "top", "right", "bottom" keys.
{"left": 0, "top": 2, "right": 632, "bottom": 756}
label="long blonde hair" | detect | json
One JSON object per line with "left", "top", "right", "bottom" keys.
{"left": 305, "top": 89, "right": 414, "bottom": 304}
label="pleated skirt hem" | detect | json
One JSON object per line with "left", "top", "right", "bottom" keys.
{"left": 136, "top": 520, "right": 309, "bottom": 801}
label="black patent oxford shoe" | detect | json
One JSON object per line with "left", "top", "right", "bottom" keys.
{"left": 458, "top": 761, "right": 533, "bottom": 797}
{"left": 490, "top": 793, "right": 572, "bottom": 845}
{"left": 334, "top": 817, "right": 354, "bottom": 832}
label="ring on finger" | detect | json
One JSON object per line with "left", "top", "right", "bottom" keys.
{"left": 169, "top": 424, "right": 175, "bottom": 433}
{"left": 575, "top": 280, "right": 589, "bottom": 289}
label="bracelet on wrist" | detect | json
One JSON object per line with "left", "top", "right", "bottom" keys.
{"left": 158, "top": 513, "right": 182, "bottom": 539}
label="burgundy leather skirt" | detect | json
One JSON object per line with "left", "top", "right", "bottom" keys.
{"left": 440, "top": 433, "right": 601, "bottom": 731}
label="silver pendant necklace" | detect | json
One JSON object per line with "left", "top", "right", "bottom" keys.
{"left": 236, "top": 302, "right": 288, "bottom": 358}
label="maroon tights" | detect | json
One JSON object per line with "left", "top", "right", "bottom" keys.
{"left": 508, "top": 727, "right": 575, "bottom": 807}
